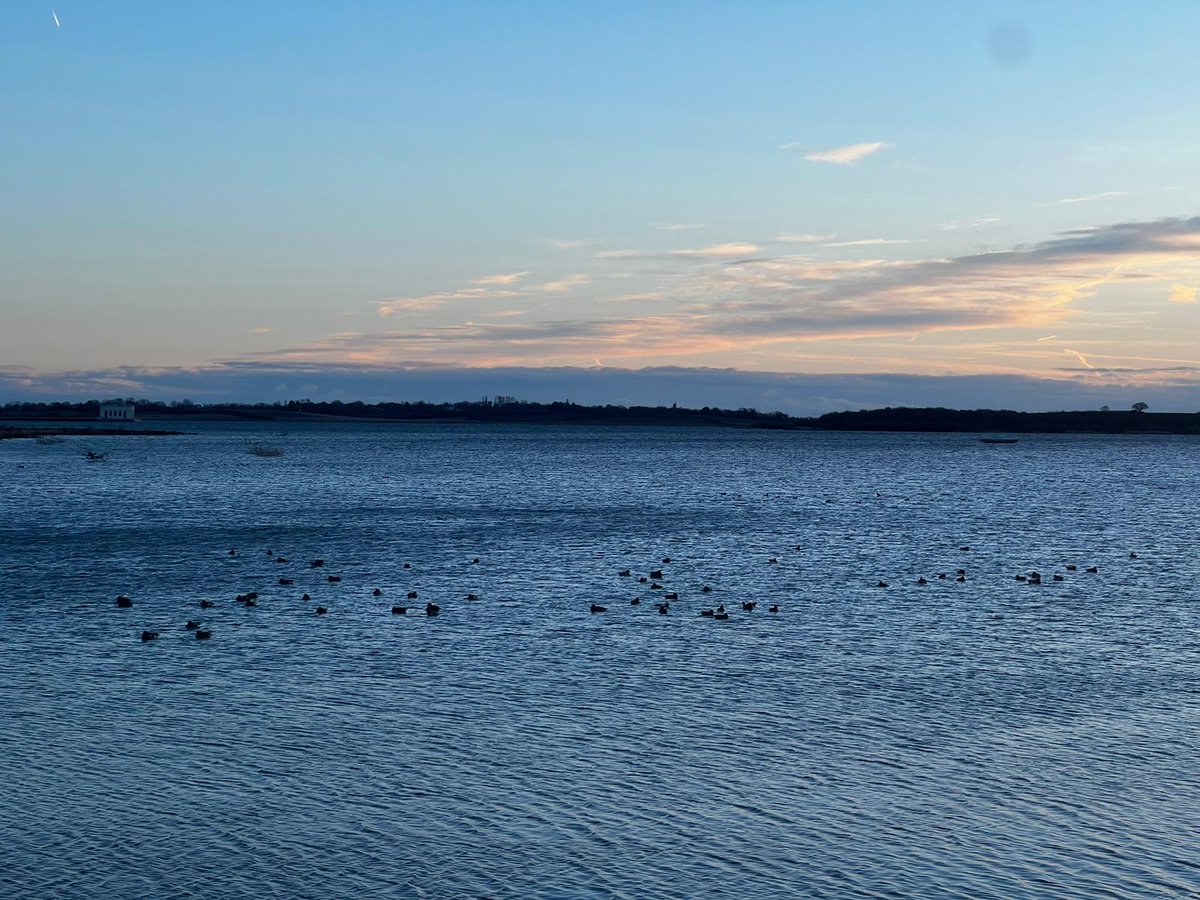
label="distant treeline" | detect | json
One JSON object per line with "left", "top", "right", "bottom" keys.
{"left": 3, "top": 400, "right": 1199, "bottom": 434}
{"left": 814, "top": 407, "right": 1200, "bottom": 434}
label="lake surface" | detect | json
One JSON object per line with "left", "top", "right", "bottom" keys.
{"left": 2, "top": 424, "right": 1199, "bottom": 898}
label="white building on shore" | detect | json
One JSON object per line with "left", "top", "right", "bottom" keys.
{"left": 99, "top": 403, "right": 136, "bottom": 422}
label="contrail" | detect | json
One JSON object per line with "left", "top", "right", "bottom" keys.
{"left": 1035, "top": 334, "right": 1058, "bottom": 342}
{"left": 52, "top": 9, "right": 60, "bottom": 27}
{"left": 1065, "top": 348, "right": 1095, "bottom": 369}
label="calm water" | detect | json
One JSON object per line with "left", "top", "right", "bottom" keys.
{"left": 2, "top": 425, "right": 1199, "bottom": 898}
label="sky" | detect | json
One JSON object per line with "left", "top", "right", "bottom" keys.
{"left": 2, "top": 1, "right": 1199, "bottom": 412}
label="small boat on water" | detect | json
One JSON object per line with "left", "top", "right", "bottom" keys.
{"left": 979, "top": 437, "right": 1019, "bottom": 444}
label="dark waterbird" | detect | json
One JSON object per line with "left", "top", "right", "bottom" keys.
{"left": 185, "top": 620, "right": 201, "bottom": 630}
{"left": 311, "top": 559, "right": 324, "bottom": 568}
{"left": 590, "top": 604, "right": 606, "bottom": 613}
{"left": 714, "top": 611, "right": 730, "bottom": 621}
{"left": 1086, "top": 566, "right": 1099, "bottom": 573}
{"left": 200, "top": 599, "right": 214, "bottom": 608}
{"left": 373, "top": 588, "right": 382, "bottom": 596}
{"left": 425, "top": 602, "right": 440, "bottom": 616}
{"left": 917, "top": 577, "right": 928, "bottom": 585}
{"left": 116, "top": 595, "right": 133, "bottom": 608}
{"left": 742, "top": 601, "right": 757, "bottom": 611}
{"left": 279, "top": 578, "right": 294, "bottom": 586}
{"left": 877, "top": 581, "right": 889, "bottom": 588}
{"left": 630, "top": 597, "right": 640, "bottom": 605}
{"left": 700, "top": 608, "right": 714, "bottom": 617}
{"left": 701, "top": 585, "right": 712, "bottom": 593}
{"left": 391, "top": 606, "right": 407, "bottom": 615}
{"left": 407, "top": 590, "right": 418, "bottom": 599}
{"left": 465, "top": 593, "right": 480, "bottom": 601}
{"left": 664, "top": 591, "right": 679, "bottom": 601}
{"left": 302, "top": 593, "right": 311, "bottom": 602}
{"left": 617, "top": 569, "right": 631, "bottom": 577}
{"left": 328, "top": 575, "right": 341, "bottom": 583}
{"left": 768, "top": 604, "right": 780, "bottom": 613}
{"left": 656, "top": 602, "right": 669, "bottom": 614}
{"left": 140, "top": 630, "right": 159, "bottom": 642}
{"left": 275, "top": 556, "right": 288, "bottom": 563}
{"left": 195, "top": 629, "right": 212, "bottom": 640}
{"left": 649, "top": 569, "right": 664, "bottom": 580}
{"left": 661, "top": 557, "right": 671, "bottom": 564}
{"left": 316, "top": 606, "right": 328, "bottom": 615}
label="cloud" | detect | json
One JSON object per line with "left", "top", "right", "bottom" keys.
{"left": 651, "top": 223, "right": 709, "bottom": 232}
{"left": 1169, "top": 284, "right": 1197, "bottom": 304}
{"left": 470, "top": 271, "right": 529, "bottom": 286}
{"left": 241, "top": 215, "right": 1200, "bottom": 378}
{"left": 1047, "top": 191, "right": 1130, "bottom": 206}
{"left": 541, "top": 238, "right": 592, "bottom": 250}
{"left": 781, "top": 141, "right": 893, "bottom": 165}
{"left": 248, "top": 327, "right": 273, "bottom": 334}
{"left": 1065, "top": 348, "right": 1095, "bottom": 370}
{"left": 596, "top": 242, "right": 760, "bottom": 261}
{"left": 822, "top": 238, "right": 920, "bottom": 247}
{"left": 535, "top": 274, "right": 590, "bottom": 293}
{"left": 773, "top": 232, "right": 835, "bottom": 244}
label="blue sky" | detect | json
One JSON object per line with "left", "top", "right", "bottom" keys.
{"left": 2, "top": 2, "right": 1198, "bottom": 409}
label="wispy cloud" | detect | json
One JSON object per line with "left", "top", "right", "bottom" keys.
{"left": 542, "top": 238, "right": 593, "bottom": 250}
{"left": 651, "top": 222, "right": 709, "bottom": 232}
{"left": 1046, "top": 191, "right": 1130, "bottom": 206}
{"left": 773, "top": 232, "right": 835, "bottom": 244}
{"left": 822, "top": 238, "right": 920, "bottom": 248}
{"left": 597, "top": 242, "right": 760, "bottom": 261}
{"left": 1065, "top": 348, "right": 1096, "bottom": 369}
{"left": 1169, "top": 284, "right": 1197, "bottom": 304}
{"left": 470, "top": 271, "right": 529, "bottom": 286}
{"left": 781, "top": 141, "right": 893, "bottom": 165}
{"left": 535, "top": 274, "right": 590, "bottom": 293}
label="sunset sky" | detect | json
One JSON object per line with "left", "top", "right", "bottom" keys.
{"left": 3, "top": 2, "right": 1199, "bottom": 411}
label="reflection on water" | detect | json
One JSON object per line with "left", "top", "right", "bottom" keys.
{"left": 2, "top": 426, "right": 1199, "bottom": 898}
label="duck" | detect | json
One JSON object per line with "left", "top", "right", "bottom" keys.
{"left": 700, "top": 608, "right": 714, "bottom": 617}
{"left": 195, "top": 629, "right": 212, "bottom": 640}
{"left": 1053, "top": 574, "right": 1064, "bottom": 581}
{"left": 373, "top": 588, "right": 383, "bottom": 596}
{"left": 1065, "top": 564, "right": 1078, "bottom": 571}
{"left": 276, "top": 556, "right": 288, "bottom": 563}
{"left": 200, "top": 599, "right": 214, "bottom": 608}
{"left": 638, "top": 576, "right": 648, "bottom": 584}
{"left": 1129, "top": 552, "right": 1139, "bottom": 559}
{"left": 406, "top": 590, "right": 418, "bottom": 599}
{"left": 956, "top": 574, "right": 967, "bottom": 583}
{"left": 656, "top": 603, "right": 669, "bottom": 615}
{"left": 650, "top": 582, "right": 663, "bottom": 590}
{"left": 1086, "top": 566, "right": 1098, "bottom": 573}
{"left": 465, "top": 593, "right": 480, "bottom": 601}
{"left": 140, "top": 630, "right": 159, "bottom": 642}
{"left": 617, "top": 569, "right": 631, "bottom": 577}
{"left": 472, "top": 557, "right": 480, "bottom": 564}
{"left": 425, "top": 602, "right": 440, "bottom": 616}
{"left": 227, "top": 549, "right": 237, "bottom": 557}
{"left": 714, "top": 611, "right": 730, "bottom": 621}
{"left": 716, "top": 604, "right": 726, "bottom": 614}
{"left": 664, "top": 591, "right": 679, "bottom": 601}
{"left": 959, "top": 545, "right": 970, "bottom": 552}
{"left": 768, "top": 557, "right": 778, "bottom": 564}
{"left": 185, "top": 620, "right": 201, "bottom": 630}
{"left": 244, "top": 598, "right": 257, "bottom": 607}
{"left": 391, "top": 606, "right": 407, "bottom": 615}
{"left": 630, "top": 597, "right": 641, "bottom": 605}
{"left": 768, "top": 604, "right": 780, "bottom": 613}
{"left": 403, "top": 563, "right": 412, "bottom": 570}
{"left": 279, "top": 578, "right": 294, "bottom": 586}
{"left": 917, "top": 577, "right": 928, "bottom": 585}
{"left": 315, "top": 606, "right": 328, "bottom": 615}
{"left": 661, "top": 557, "right": 671, "bottom": 564}
{"left": 311, "top": 559, "right": 324, "bottom": 568}
{"left": 701, "top": 585, "right": 712, "bottom": 593}
{"left": 877, "top": 581, "right": 889, "bottom": 588}
{"left": 742, "top": 601, "right": 757, "bottom": 611}
{"left": 301, "top": 593, "right": 311, "bottom": 602}
{"left": 649, "top": 570, "right": 664, "bottom": 580}
{"left": 116, "top": 595, "right": 133, "bottom": 608}
{"left": 327, "top": 575, "right": 341, "bottom": 583}
{"left": 590, "top": 604, "right": 606, "bottom": 613}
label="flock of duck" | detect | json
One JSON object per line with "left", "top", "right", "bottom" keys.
{"left": 127, "top": 546, "right": 469, "bottom": 642}
{"left": 120, "top": 543, "right": 1135, "bottom": 643}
